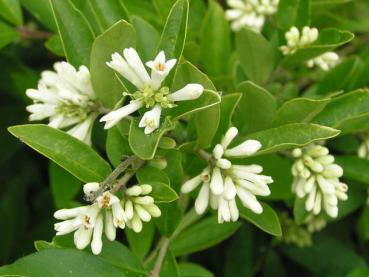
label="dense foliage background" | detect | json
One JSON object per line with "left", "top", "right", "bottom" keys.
{"left": 2, "top": 0, "right": 369, "bottom": 276}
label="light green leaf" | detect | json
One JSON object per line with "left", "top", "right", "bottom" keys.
{"left": 234, "top": 81, "right": 277, "bottom": 135}
{"left": 49, "top": 0, "right": 95, "bottom": 67}
{"left": 241, "top": 123, "right": 340, "bottom": 156}
{"left": 153, "top": 0, "right": 176, "bottom": 22}
{"left": 200, "top": 1, "right": 231, "bottom": 77}
{"left": 178, "top": 262, "right": 214, "bottom": 277}
{"left": 20, "top": 0, "right": 56, "bottom": 30}
{"left": 239, "top": 202, "right": 282, "bottom": 236}
{"left": 170, "top": 216, "right": 241, "bottom": 256}
{"left": 8, "top": 124, "right": 112, "bottom": 182}
{"left": 272, "top": 97, "right": 330, "bottom": 126}
{"left": 129, "top": 117, "right": 175, "bottom": 160}
{"left": 276, "top": 0, "right": 310, "bottom": 30}
{"left": 49, "top": 162, "right": 81, "bottom": 208}
{"left": 150, "top": 182, "right": 179, "bottom": 203}
{"left": 0, "top": 20, "right": 19, "bottom": 49}
{"left": 166, "top": 89, "right": 221, "bottom": 120}
{"left": 45, "top": 34, "right": 65, "bottom": 57}
{"left": 90, "top": 20, "right": 135, "bottom": 108}
{"left": 0, "top": 0, "right": 22, "bottom": 25}
{"left": 132, "top": 16, "right": 160, "bottom": 61}
{"left": 236, "top": 29, "right": 275, "bottom": 84}
{"left": 157, "top": 0, "right": 189, "bottom": 86}
{"left": 282, "top": 28, "right": 354, "bottom": 65}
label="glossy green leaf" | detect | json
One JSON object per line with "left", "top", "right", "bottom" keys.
{"left": 200, "top": 1, "right": 231, "bottom": 77}
{"left": 90, "top": 20, "right": 135, "bottom": 108}
{"left": 241, "top": 123, "right": 340, "bottom": 156}
{"left": 154, "top": 202, "right": 183, "bottom": 236}
{"left": 150, "top": 182, "right": 179, "bottom": 203}
{"left": 282, "top": 28, "right": 354, "bottom": 65}
{"left": 49, "top": 162, "right": 81, "bottom": 208}
{"left": 158, "top": 149, "right": 183, "bottom": 192}
{"left": 236, "top": 29, "right": 275, "bottom": 84}
{"left": 276, "top": 0, "right": 310, "bottom": 30}
{"left": 153, "top": 0, "right": 176, "bottom": 21}
{"left": 239, "top": 202, "right": 282, "bottom": 236}
{"left": 49, "top": 0, "right": 95, "bottom": 67}
{"left": 129, "top": 117, "right": 175, "bottom": 160}
{"left": 272, "top": 97, "right": 330, "bottom": 126}
{"left": 45, "top": 34, "right": 65, "bottom": 57}
{"left": 234, "top": 81, "right": 277, "bottom": 135}
{"left": 178, "top": 262, "right": 214, "bottom": 277}
{"left": 0, "top": 0, "right": 22, "bottom": 25}
{"left": 125, "top": 222, "right": 155, "bottom": 260}
{"left": 0, "top": 20, "right": 19, "bottom": 49}
{"left": 20, "top": 0, "right": 56, "bottom": 30}
{"left": 170, "top": 216, "right": 241, "bottom": 256}
{"left": 8, "top": 124, "right": 112, "bottom": 182}
{"left": 159, "top": 250, "right": 180, "bottom": 277}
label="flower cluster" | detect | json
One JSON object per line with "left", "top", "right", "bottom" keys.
{"left": 291, "top": 145, "right": 348, "bottom": 218}
{"left": 280, "top": 26, "right": 319, "bottom": 55}
{"left": 54, "top": 182, "right": 160, "bottom": 255}
{"left": 181, "top": 127, "right": 273, "bottom": 223}
{"left": 26, "top": 62, "right": 98, "bottom": 145}
{"left": 306, "top": 51, "right": 340, "bottom": 71}
{"left": 100, "top": 48, "right": 204, "bottom": 134}
{"left": 225, "top": 0, "right": 279, "bottom": 32}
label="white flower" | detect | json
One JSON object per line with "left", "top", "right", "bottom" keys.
{"left": 306, "top": 51, "right": 340, "bottom": 71}
{"left": 124, "top": 184, "right": 161, "bottom": 233}
{"left": 101, "top": 48, "right": 204, "bottom": 133}
{"left": 225, "top": 0, "right": 279, "bottom": 32}
{"left": 280, "top": 26, "right": 319, "bottom": 55}
{"left": 291, "top": 144, "right": 348, "bottom": 218}
{"left": 26, "top": 62, "right": 98, "bottom": 145}
{"left": 181, "top": 127, "right": 273, "bottom": 224}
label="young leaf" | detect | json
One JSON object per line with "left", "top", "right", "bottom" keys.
{"left": 0, "top": 21, "right": 19, "bottom": 49}
{"left": 276, "top": 0, "right": 311, "bottom": 30}
{"left": 238, "top": 202, "right": 282, "bottom": 236}
{"left": 236, "top": 29, "right": 275, "bottom": 84}
{"left": 233, "top": 81, "right": 277, "bottom": 135}
{"left": 129, "top": 117, "right": 175, "bottom": 160}
{"left": 8, "top": 124, "right": 112, "bottom": 182}
{"left": 0, "top": 0, "right": 22, "bottom": 25}
{"left": 90, "top": 20, "right": 135, "bottom": 108}
{"left": 178, "top": 262, "right": 214, "bottom": 277}
{"left": 241, "top": 123, "right": 340, "bottom": 156}
{"left": 150, "top": 182, "right": 179, "bottom": 203}
{"left": 170, "top": 216, "right": 241, "bottom": 256}
{"left": 49, "top": 0, "right": 95, "bottom": 67}
{"left": 200, "top": 1, "right": 231, "bottom": 77}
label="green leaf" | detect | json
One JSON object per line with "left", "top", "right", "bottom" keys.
{"left": 106, "top": 126, "right": 132, "bottom": 167}
{"left": 153, "top": 0, "right": 176, "bottom": 22}
{"left": 241, "top": 123, "right": 340, "bottom": 156}
{"left": 150, "top": 182, "right": 179, "bottom": 203}
{"left": 276, "top": 0, "right": 311, "bottom": 30}
{"left": 357, "top": 206, "right": 369, "bottom": 241}
{"left": 49, "top": 162, "right": 81, "bottom": 208}
{"left": 159, "top": 250, "right": 180, "bottom": 277}
{"left": 137, "top": 164, "right": 171, "bottom": 185}
{"left": 236, "top": 29, "right": 275, "bottom": 84}
{"left": 178, "top": 262, "right": 214, "bottom": 277}
{"left": 129, "top": 117, "right": 175, "bottom": 160}
{"left": 347, "top": 268, "right": 369, "bottom": 277}
{"left": 0, "top": 0, "right": 22, "bottom": 25}
{"left": 0, "top": 248, "right": 128, "bottom": 276}
{"left": 49, "top": 0, "right": 95, "bottom": 67}
{"left": 155, "top": 202, "right": 183, "bottom": 236}
{"left": 158, "top": 149, "right": 183, "bottom": 192}
{"left": 233, "top": 81, "right": 277, "bottom": 135}
{"left": 170, "top": 216, "right": 241, "bottom": 256}
{"left": 90, "top": 20, "right": 135, "bottom": 108}
{"left": 132, "top": 16, "right": 160, "bottom": 61}
{"left": 166, "top": 89, "right": 221, "bottom": 120}
{"left": 157, "top": 0, "right": 189, "bottom": 86}
{"left": 125, "top": 222, "right": 155, "bottom": 260}
{"left": 20, "top": 0, "right": 56, "bottom": 30}
{"left": 272, "top": 97, "right": 330, "bottom": 126}
{"left": 200, "top": 1, "right": 231, "bottom": 77}
{"left": 8, "top": 124, "right": 112, "bottom": 182}
{"left": 45, "top": 34, "right": 65, "bottom": 57}
{"left": 282, "top": 28, "right": 354, "bottom": 65}
{"left": 312, "top": 90, "right": 369, "bottom": 133}
{"left": 239, "top": 202, "right": 282, "bottom": 236}
{"left": 0, "top": 20, "right": 19, "bottom": 49}
{"left": 335, "top": 156, "right": 369, "bottom": 189}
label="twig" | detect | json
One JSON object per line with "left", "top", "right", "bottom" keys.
{"left": 150, "top": 238, "right": 170, "bottom": 277}
{"left": 17, "top": 26, "right": 52, "bottom": 40}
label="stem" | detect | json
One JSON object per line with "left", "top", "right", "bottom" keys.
{"left": 197, "top": 149, "right": 212, "bottom": 162}
{"left": 17, "top": 26, "right": 52, "bottom": 40}
{"left": 150, "top": 238, "right": 170, "bottom": 277}
{"left": 111, "top": 158, "right": 145, "bottom": 193}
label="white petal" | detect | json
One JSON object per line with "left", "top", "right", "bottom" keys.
{"left": 100, "top": 100, "right": 143, "bottom": 129}
{"left": 104, "top": 211, "right": 116, "bottom": 241}
{"left": 229, "top": 199, "right": 239, "bottom": 222}
{"left": 210, "top": 167, "right": 224, "bottom": 195}
{"left": 135, "top": 204, "right": 151, "bottom": 222}
{"left": 125, "top": 200, "right": 134, "bottom": 220}
{"left": 139, "top": 105, "right": 162, "bottom": 134}
{"left": 123, "top": 48, "right": 151, "bottom": 85}
{"left": 225, "top": 140, "right": 262, "bottom": 157}
{"left": 195, "top": 183, "right": 210, "bottom": 214}
{"left": 223, "top": 176, "right": 237, "bottom": 200}
{"left": 91, "top": 214, "right": 103, "bottom": 255}
{"left": 126, "top": 185, "right": 142, "bottom": 196}
{"left": 236, "top": 187, "right": 263, "bottom": 214}
{"left": 216, "top": 158, "right": 232, "bottom": 169}
{"left": 54, "top": 207, "right": 87, "bottom": 220}
{"left": 145, "top": 204, "right": 161, "bottom": 217}
{"left": 168, "top": 84, "right": 204, "bottom": 102}
{"left": 221, "top": 127, "right": 238, "bottom": 149}
{"left": 74, "top": 226, "right": 93, "bottom": 250}
{"left": 213, "top": 144, "right": 224, "bottom": 160}
{"left": 181, "top": 174, "right": 202, "bottom": 193}
{"left": 131, "top": 214, "right": 143, "bottom": 233}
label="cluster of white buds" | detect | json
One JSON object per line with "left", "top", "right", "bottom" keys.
{"left": 181, "top": 127, "right": 273, "bottom": 224}
{"left": 358, "top": 136, "right": 369, "bottom": 159}
{"left": 306, "top": 51, "right": 340, "bottom": 71}
{"left": 291, "top": 144, "right": 348, "bottom": 218}
{"left": 225, "top": 0, "right": 279, "bottom": 32}
{"left": 100, "top": 48, "right": 204, "bottom": 134}
{"left": 53, "top": 182, "right": 160, "bottom": 255}
{"left": 280, "top": 26, "right": 319, "bottom": 55}
{"left": 26, "top": 62, "right": 98, "bottom": 145}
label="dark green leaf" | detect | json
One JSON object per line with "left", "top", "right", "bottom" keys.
{"left": 276, "top": 0, "right": 310, "bottom": 30}
{"left": 0, "top": 21, "right": 19, "bottom": 49}
{"left": 0, "top": 0, "right": 22, "bottom": 25}
{"left": 178, "top": 262, "right": 214, "bottom": 277}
